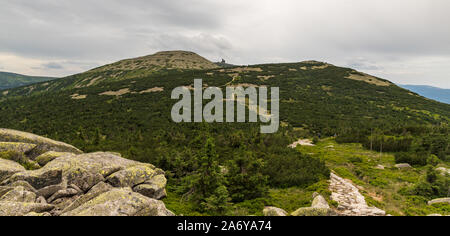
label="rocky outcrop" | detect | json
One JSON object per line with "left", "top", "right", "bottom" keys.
{"left": 0, "top": 129, "right": 83, "bottom": 158}
{"left": 329, "top": 173, "right": 385, "bottom": 216}
{"left": 0, "top": 129, "right": 173, "bottom": 216}
{"left": 61, "top": 188, "right": 173, "bottom": 216}
{"left": 0, "top": 158, "right": 26, "bottom": 182}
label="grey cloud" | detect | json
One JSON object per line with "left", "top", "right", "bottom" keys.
{"left": 42, "top": 62, "right": 64, "bottom": 70}
{"left": 0, "top": 0, "right": 229, "bottom": 60}
{"left": 0, "top": 0, "right": 449, "bottom": 87}
{"left": 347, "top": 60, "right": 383, "bottom": 71}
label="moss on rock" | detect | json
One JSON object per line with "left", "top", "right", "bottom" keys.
{"left": 35, "top": 151, "right": 72, "bottom": 166}
{"left": 0, "top": 158, "right": 25, "bottom": 182}
{"left": 0, "top": 129, "right": 83, "bottom": 157}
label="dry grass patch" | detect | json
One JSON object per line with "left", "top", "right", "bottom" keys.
{"left": 99, "top": 88, "right": 131, "bottom": 96}
{"left": 70, "top": 94, "right": 87, "bottom": 100}
{"left": 346, "top": 72, "right": 391, "bottom": 87}
{"left": 227, "top": 67, "right": 263, "bottom": 73}
{"left": 257, "top": 75, "right": 275, "bottom": 81}
{"left": 139, "top": 87, "right": 164, "bottom": 94}
{"left": 87, "top": 76, "right": 102, "bottom": 87}
{"left": 229, "top": 83, "right": 263, "bottom": 88}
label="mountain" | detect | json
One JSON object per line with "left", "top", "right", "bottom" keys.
{"left": 399, "top": 84, "right": 450, "bottom": 104}
{"left": 2, "top": 52, "right": 448, "bottom": 133}
{"left": 0, "top": 51, "right": 449, "bottom": 216}
{"left": 0, "top": 51, "right": 218, "bottom": 96}
{"left": 0, "top": 71, "right": 56, "bottom": 90}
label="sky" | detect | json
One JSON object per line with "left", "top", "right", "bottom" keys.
{"left": 0, "top": 0, "right": 449, "bottom": 88}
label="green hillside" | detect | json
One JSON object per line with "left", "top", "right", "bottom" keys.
{"left": 0, "top": 71, "right": 56, "bottom": 90}
{"left": 0, "top": 51, "right": 448, "bottom": 215}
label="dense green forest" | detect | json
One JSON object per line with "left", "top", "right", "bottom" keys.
{"left": 0, "top": 52, "right": 448, "bottom": 215}
{"left": 0, "top": 71, "right": 55, "bottom": 90}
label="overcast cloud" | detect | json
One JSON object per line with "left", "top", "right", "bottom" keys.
{"left": 0, "top": 0, "right": 449, "bottom": 88}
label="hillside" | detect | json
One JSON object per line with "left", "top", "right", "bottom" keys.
{"left": 400, "top": 85, "right": 450, "bottom": 104}
{"left": 1, "top": 51, "right": 218, "bottom": 96}
{"left": 0, "top": 72, "right": 56, "bottom": 90}
{"left": 0, "top": 51, "right": 448, "bottom": 216}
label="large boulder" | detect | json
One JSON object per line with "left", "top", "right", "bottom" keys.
{"left": 0, "top": 142, "right": 36, "bottom": 153}
{"left": 0, "top": 158, "right": 26, "bottom": 182}
{"left": 132, "top": 174, "right": 167, "bottom": 199}
{"left": 311, "top": 195, "right": 330, "bottom": 209}
{"left": 0, "top": 129, "right": 83, "bottom": 157}
{"left": 0, "top": 202, "right": 54, "bottom": 216}
{"left": 37, "top": 184, "right": 64, "bottom": 199}
{"left": 395, "top": 163, "right": 412, "bottom": 169}
{"left": 291, "top": 207, "right": 337, "bottom": 216}
{"left": 61, "top": 182, "right": 113, "bottom": 214}
{"left": 3, "top": 152, "right": 164, "bottom": 192}
{"left": 35, "top": 151, "right": 74, "bottom": 166}
{"left": 9, "top": 180, "right": 37, "bottom": 193}
{"left": 263, "top": 207, "right": 288, "bottom": 216}
{"left": 4, "top": 169, "right": 62, "bottom": 190}
{"left": 106, "top": 165, "right": 160, "bottom": 188}
{"left": 0, "top": 186, "right": 36, "bottom": 202}
{"left": 61, "top": 188, "right": 174, "bottom": 216}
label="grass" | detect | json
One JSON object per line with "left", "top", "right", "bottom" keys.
{"left": 296, "top": 138, "right": 449, "bottom": 216}
{"left": 164, "top": 138, "right": 448, "bottom": 216}
{"left": 163, "top": 180, "right": 330, "bottom": 216}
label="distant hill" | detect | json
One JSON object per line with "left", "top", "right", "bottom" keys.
{"left": 1, "top": 50, "right": 448, "bottom": 139}
{"left": 0, "top": 71, "right": 56, "bottom": 90}
{"left": 400, "top": 84, "right": 450, "bottom": 104}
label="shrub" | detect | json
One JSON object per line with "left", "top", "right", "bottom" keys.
{"left": 394, "top": 152, "right": 428, "bottom": 166}
{"left": 349, "top": 156, "right": 363, "bottom": 164}
{"left": 263, "top": 150, "right": 330, "bottom": 188}
{"left": 427, "top": 155, "right": 441, "bottom": 166}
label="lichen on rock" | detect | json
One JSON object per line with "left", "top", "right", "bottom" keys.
{"left": 263, "top": 207, "right": 288, "bottom": 216}
{"left": 0, "top": 129, "right": 173, "bottom": 216}
{"left": 61, "top": 188, "right": 174, "bottom": 216}
{"left": 291, "top": 207, "right": 337, "bottom": 216}
{"left": 0, "top": 158, "right": 26, "bottom": 182}
{"left": 35, "top": 151, "right": 73, "bottom": 166}
{"left": 0, "top": 128, "right": 83, "bottom": 157}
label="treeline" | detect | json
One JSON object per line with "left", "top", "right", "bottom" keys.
{"left": 336, "top": 126, "right": 450, "bottom": 165}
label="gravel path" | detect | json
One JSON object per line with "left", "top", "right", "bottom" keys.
{"left": 330, "top": 173, "right": 386, "bottom": 216}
